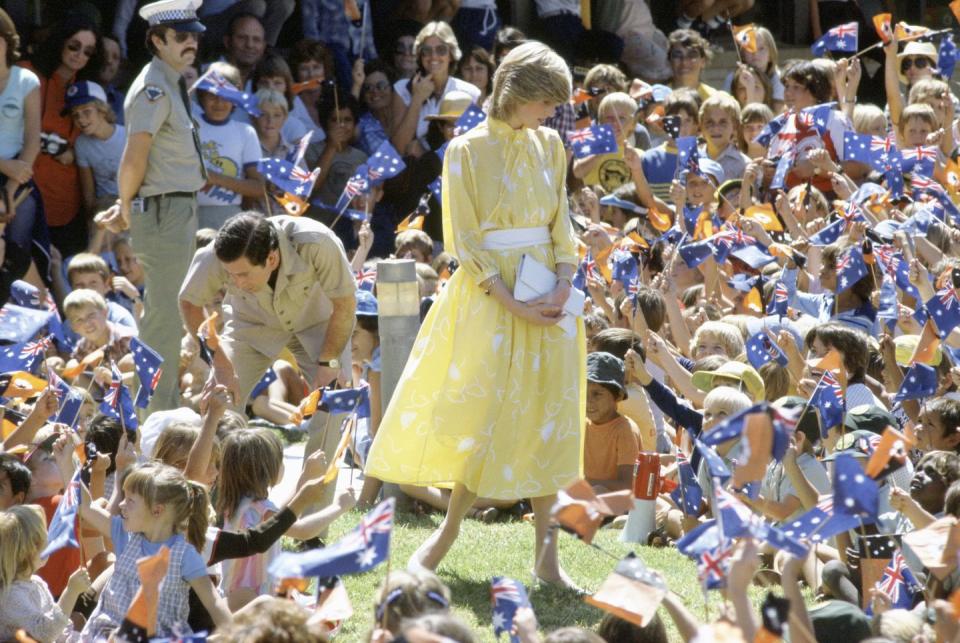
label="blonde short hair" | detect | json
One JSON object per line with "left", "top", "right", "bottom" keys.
{"left": 597, "top": 92, "right": 638, "bottom": 122}
{"left": 900, "top": 102, "right": 937, "bottom": 133}
{"left": 415, "top": 21, "right": 461, "bottom": 64}
{"left": 205, "top": 61, "right": 242, "bottom": 89}
{"left": 489, "top": 41, "right": 571, "bottom": 122}
{"left": 691, "top": 321, "right": 745, "bottom": 358}
{"left": 703, "top": 386, "right": 753, "bottom": 418}
{"left": 0, "top": 505, "right": 47, "bottom": 593}
{"left": 255, "top": 88, "right": 289, "bottom": 115}
{"left": 64, "top": 288, "right": 108, "bottom": 316}
{"left": 852, "top": 103, "right": 885, "bottom": 135}
{"left": 699, "top": 91, "right": 741, "bottom": 125}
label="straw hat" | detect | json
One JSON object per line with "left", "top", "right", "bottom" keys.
{"left": 424, "top": 90, "right": 474, "bottom": 121}
{"left": 691, "top": 361, "right": 765, "bottom": 403}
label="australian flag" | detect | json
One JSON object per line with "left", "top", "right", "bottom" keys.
{"left": 454, "top": 103, "right": 487, "bottom": 136}
{"left": 99, "top": 362, "right": 139, "bottom": 431}
{"left": 901, "top": 146, "right": 938, "bottom": 178}
{"left": 491, "top": 577, "right": 530, "bottom": 642}
{"left": 940, "top": 34, "right": 958, "bottom": 80}
{"left": 321, "top": 385, "right": 371, "bottom": 418}
{"left": 0, "top": 304, "right": 55, "bottom": 344}
{"left": 355, "top": 266, "right": 377, "bottom": 292}
{"left": 811, "top": 21, "right": 858, "bottom": 56}
{"left": 193, "top": 68, "right": 261, "bottom": 116}
{"left": 925, "top": 287, "right": 960, "bottom": 338}
{"left": 746, "top": 331, "right": 789, "bottom": 369}
{"left": 767, "top": 280, "right": 789, "bottom": 316}
{"left": 258, "top": 157, "right": 321, "bottom": 200}
{"left": 678, "top": 238, "right": 714, "bottom": 268}
{"left": 670, "top": 450, "right": 703, "bottom": 516}
{"left": 675, "top": 136, "right": 701, "bottom": 180}
{"left": 832, "top": 453, "right": 879, "bottom": 521}
{"left": 40, "top": 469, "right": 81, "bottom": 558}
{"left": 811, "top": 370, "right": 845, "bottom": 437}
{"left": 567, "top": 124, "right": 618, "bottom": 159}
{"left": 611, "top": 250, "right": 639, "bottom": 293}
{"left": 697, "top": 541, "right": 735, "bottom": 590}
{"left": 781, "top": 494, "right": 860, "bottom": 543}
{"left": 694, "top": 439, "right": 731, "bottom": 485}
{"left": 874, "top": 551, "right": 921, "bottom": 610}
{"left": 835, "top": 246, "right": 869, "bottom": 293}
{"left": 894, "top": 362, "right": 938, "bottom": 402}
{"left": 365, "top": 141, "right": 407, "bottom": 184}
{"left": 753, "top": 112, "right": 788, "bottom": 147}
{"left": 249, "top": 367, "right": 278, "bottom": 400}
{"left": 130, "top": 337, "right": 163, "bottom": 409}
{"left": 269, "top": 497, "right": 395, "bottom": 578}
{"left": 0, "top": 335, "right": 52, "bottom": 374}
{"left": 334, "top": 171, "right": 371, "bottom": 214}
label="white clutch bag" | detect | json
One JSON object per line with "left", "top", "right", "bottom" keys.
{"left": 513, "top": 254, "right": 585, "bottom": 337}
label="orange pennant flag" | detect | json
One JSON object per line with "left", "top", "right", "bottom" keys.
{"left": 744, "top": 287, "right": 763, "bottom": 314}
{"left": 951, "top": 0, "right": 960, "bottom": 25}
{"left": 1, "top": 406, "right": 26, "bottom": 439}
{"left": 572, "top": 88, "right": 592, "bottom": 105}
{"left": 865, "top": 426, "right": 913, "bottom": 479}
{"left": 626, "top": 231, "right": 649, "bottom": 249}
{"left": 743, "top": 203, "right": 784, "bottom": 232}
{"left": 551, "top": 479, "right": 631, "bottom": 544}
{"left": 314, "top": 579, "right": 354, "bottom": 636}
{"left": 647, "top": 207, "right": 673, "bottom": 232}
{"left": 62, "top": 348, "right": 104, "bottom": 380}
{"left": 873, "top": 13, "right": 893, "bottom": 44}
{"left": 323, "top": 419, "right": 354, "bottom": 484}
{"left": 199, "top": 312, "right": 221, "bottom": 353}
{"left": 593, "top": 244, "right": 614, "bottom": 284}
{"left": 943, "top": 158, "right": 960, "bottom": 197}
{"left": 732, "top": 24, "right": 758, "bottom": 54}
{"left": 895, "top": 22, "right": 930, "bottom": 41}
{"left": 292, "top": 78, "right": 323, "bottom": 95}
{"left": 585, "top": 553, "right": 667, "bottom": 627}
{"left": 115, "top": 546, "right": 170, "bottom": 639}
{"left": 396, "top": 212, "right": 424, "bottom": 233}
{"left": 0, "top": 371, "right": 47, "bottom": 399}
{"left": 276, "top": 192, "right": 310, "bottom": 216}
{"left": 814, "top": 349, "right": 847, "bottom": 389}
{"left": 290, "top": 388, "right": 321, "bottom": 424}
{"left": 344, "top": 0, "right": 361, "bottom": 21}
{"left": 733, "top": 413, "right": 774, "bottom": 486}
{"left": 911, "top": 319, "right": 942, "bottom": 365}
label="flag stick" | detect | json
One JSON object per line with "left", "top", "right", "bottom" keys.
{"left": 379, "top": 551, "right": 393, "bottom": 631}
{"left": 727, "top": 21, "right": 743, "bottom": 64}
{"left": 850, "top": 27, "right": 953, "bottom": 61}
{"left": 263, "top": 186, "right": 274, "bottom": 217}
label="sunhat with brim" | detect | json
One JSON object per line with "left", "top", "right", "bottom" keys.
{"left": 680, "top": 157, "right": 725, "bottom": 186}
{"left": 587, "top": 351, "right": 628, "bottom": 399}
{"left": 356, "top": 289, "right": 378, "bottom": 317}
{"left": 691, "top": 361, "right": 765, "bottom": 403}
{"left": 843, "top": 404, "right": 898, "bottom": 435}
{"left": 599, "top": 195, "right": 646, "bottom": 214}
{"left": 821, "top": 429, "right": 879, "bottom": 461}
{"left": 424, "top": 90, "right": 474, "bottom": 121}
{"left": 894, "top": 334, "right": 942, "bottom": 366}
{"left": 897, "top": 41, "right": 938, "bottom": 84}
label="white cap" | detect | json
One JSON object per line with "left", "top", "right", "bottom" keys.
{"left": 139, "top": 0, "right": 205, "bottom": 32}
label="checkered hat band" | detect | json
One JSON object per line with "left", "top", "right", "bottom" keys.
{"left": 148, "top": 9, "right": 198, "bottom": 25}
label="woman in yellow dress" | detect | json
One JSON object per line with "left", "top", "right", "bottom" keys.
{"left": 364, "top": 41, "right": 585, "bottom": 583}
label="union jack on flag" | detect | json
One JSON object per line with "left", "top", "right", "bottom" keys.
{"left": 939, "top": 287, "right": 960, "bottom": 309}
{"left": 876, "top": 551, "right": 921, "bottom": 608}
{"left": 358, "top": 497, "right": 395, "bottom": 545}
{"left": 355, "top": 267, "right": 377, "bottom": 292}
{"left": 19, "top": 335, "right": 52, "bottom": 358}
{"left": 697, "top": 541, "right": 735, "bottom": 589}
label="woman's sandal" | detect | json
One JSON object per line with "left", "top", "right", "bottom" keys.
{"left": 646, "top": 526, "right": 674, "bottom": 548}
{"left": 467, "top": 507, "right": 499, "bottom": 523}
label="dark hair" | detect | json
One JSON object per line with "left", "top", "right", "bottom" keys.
{"left": 0, "top": 453, "right": 30, "bottom": 500}
{"left": 926, "top": 398, "right": 960, "bottom": 442}
{"left": 664, "top": 88, "right": 701, "bottom": 122}
{"left": 252, "top": 53, "right": 295, "bottom": 109}
{"left": 34, "top": 14, "right": 102, "bottom": 80}
{"left": 214, "top": 213, "right": 278, "bottom": 266}
{"left": 318, "top": 92, "right": 361, "bottom": 128}
{"left": 364, "top": 59, "right": 398, "bottom": 87}
{"left": 226, "top": 12, "right": 263, "bottom": 39}
{"left": 668, "top": 28, "right": 712, "bottom": 63}
{"left": 946, "top": 480, "right": 960, "bottom": 517}
{"left": 425, "top": 119, "right": 447, "bottom": 151}
{"left": 782, "top": 60, "right": 834, "bottom": 104}
{"left": 821, "top": 241, "right": 876, "bottom": 307}
{"left": 494, "top": 26, "right": 526, "bottom": 57}
{"left": 0, "top": 8, "right": 21, "bottom": 67}
{"left": 543, "top": 627, "right": 605, "bottom": 643}
{"left": 633, "top": 287, "right": 666, "bottom": 332}
{"left": 804, "top": 322, "right": 869, "bottom": 382}
{"left": 86, "top": 415, "right": 123, "bottom": 476}
{"left": 289, "top": 39, "right": 334, "bottom": 82}
{"left": 357, "top": 315, "right": 378, "bottom": 334}
{"left": 458, "top": 46, "right": 494, "bottom": 95}
{"left": 597, "top": 613, "right": 668, "bottom": 643}
{"left": 590, "top": 328, "right": 645, "bottom": 361}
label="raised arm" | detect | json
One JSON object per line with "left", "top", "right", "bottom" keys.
{"left": 884, "top": 35, "right": 904, "bottom": 128}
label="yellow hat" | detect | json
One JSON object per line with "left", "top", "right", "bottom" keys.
{"left": 894, "top": 334, "right": 942, "bottom": 366}
{"left": 691, "top": 361, "right": 766, "bottom": 403}
{"left": 424, "top": 90, "right": 474, "bottom": 121}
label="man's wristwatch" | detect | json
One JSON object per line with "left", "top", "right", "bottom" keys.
{"left": 318, "top": 358, "right": 341, "bottom": 369}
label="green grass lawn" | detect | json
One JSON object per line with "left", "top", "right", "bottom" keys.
{"left": 320, "top": 509, "right": 785, "bottom": 642}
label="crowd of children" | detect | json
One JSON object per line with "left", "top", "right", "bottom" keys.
{"left": 6, "top": 0, "right": 960, "bottom": 641}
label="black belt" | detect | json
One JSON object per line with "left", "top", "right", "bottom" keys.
{"left": 144, "top": 191, "right": 195, "bottom": 200}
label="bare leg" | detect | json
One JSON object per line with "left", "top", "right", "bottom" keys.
{"left": 531, "top": 494, "right": 579, "bottom": 589}
{"left": 409, "top": 483, "right": 477, "bottom": 571}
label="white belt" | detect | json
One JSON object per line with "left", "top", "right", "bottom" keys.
{"left": 481, "top": 226, "right": 551, "bottom": 250}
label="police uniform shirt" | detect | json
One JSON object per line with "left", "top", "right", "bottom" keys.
{"left": 125, "top": 57, "right": 206, "bottom": 197}
{"left": 179, "top": 216, "right": 356, "bottom": 358}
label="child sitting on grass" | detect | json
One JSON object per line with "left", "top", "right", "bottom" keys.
{"left": 584, "top": 352, "right": 640, "bottom": 494}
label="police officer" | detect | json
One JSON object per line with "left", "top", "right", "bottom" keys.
{"left": 96, "top": 0, "right": 207, "bottom": 413}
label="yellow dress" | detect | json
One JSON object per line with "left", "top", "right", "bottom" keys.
{"left": 364, "top": 117, "right": 587, "bottom": 500}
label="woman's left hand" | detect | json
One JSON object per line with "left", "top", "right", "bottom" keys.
{"left": 527, "top": 282, "right": 570, "bottom": 310}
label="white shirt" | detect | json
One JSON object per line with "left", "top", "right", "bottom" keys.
{"left": 393, "top": 76, "right": 481, "bottom": 148}
{"left": 196, "top": 115, "right": 260, "bottom": 207}
{"left": 289, "top": 95, "right": 327, "bottom": 143}
{"left": 534, "top": 0, "right": 580, "bottom": 16}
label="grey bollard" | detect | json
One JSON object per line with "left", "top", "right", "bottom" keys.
{"left": 376, "top": 259, "right": 421, "bottom": 504}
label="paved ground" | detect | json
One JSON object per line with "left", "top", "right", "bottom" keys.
{"left": 268, "top": 440, "right": 363, "bottom": 507}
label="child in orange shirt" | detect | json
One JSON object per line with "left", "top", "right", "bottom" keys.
{"left": 584, "top": 352, "right": 640, "bottom": 494}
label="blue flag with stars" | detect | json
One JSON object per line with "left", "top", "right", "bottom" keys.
{"left": 365, "top": 141, "right": 406, "bottom": 184}
{"left": 40, "top": 469, "right": 81, "bottom": 559}
{"left": 767, "top": 280, "right": 789, "bottom": 316}
{"left": 752, "top": 111, "right": 788, "bottom": 147}
{"left": 781, "top": 495, "right": 861, "bottom": 543}
{"left": 269, "top": 497, "right": 395, "bottom": 579}
{"left": 832, "top": 453, "right": 879, "bottom": 522}
{"left": 491, "top": 577, "right": 530, "bottom": 642}
{"left": 675, "top": 136, "right": 701, "bottom": 180}
{"left": 925, "top": 287, "right": 960, "bottom": 338}
{"left": 811, "top": 21, "right": 858, "bottom": 56}
{"left": 746, "top": 331, "right": 788, "bottom": 369}
{"left": 697, "top": 541, "right": 735, "bottom": 590}
{"left": 835, "top": 246, "right": 869, "bottom": 294}
{"left": 677, "top": 519, "right": 723, "bottom": 557}
{"left": 894, "top": 363, "right": 938, "bottom": 402}
{"left": 901, "top": 146, "right": 937, "bottom": 177}
{"left": 130, "top": 337, "right": 163, "bottom": 409}
{"left": 193, "top": 68, "right": 262, "bottom": 116}
{"left": 694, "top": 439, "right": 731, "bottom": 484}
{"left": 0, "top": 303, "right": 55, "bottom": 344}
{"left": 678, "top": 238, "right": 714, "bottom": 268}
{"left": 99, "top": 362, "right": 139, "bottom": 431}
{"left": 249, "top": 367, "right": 278, "bottom": 400}
{"left": 454, "top": 103, "right": 487, "bottom": 136}
{"left": 567, "top": 124, "right": 618, "bottom": 159}
{"left": 0, "top": 335, "right": 52, "bottom": 375}
{"left": 670, "top": 450, "right": 703, "bottom": 516}
{"left": 811, "top": 370, "right": 845, "bottom": 437}
{"left": 257, "top": 157, "right": 320, "bottom": 201}
{"left": 940, "top": 34, "right": 958, "bottom": 80}
{"left": 322, "top": 385, "right": 371, "bottom": 418}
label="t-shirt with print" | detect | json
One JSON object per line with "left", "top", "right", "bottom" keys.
{"left": 583, "top": 148, "right": 632, "bottom": 193}
{"left": 584, "top": 414, "right": 640, "bottom": 482}
{"left": 196, "top": 115, "right": 260, "bottom": 207}
{"left": 0, "top": 66, "right": 39, "bottom": 160}
{"left": 75, "top": 125, "right": 125, "bottom": 197}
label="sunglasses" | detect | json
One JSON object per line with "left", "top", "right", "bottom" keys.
{"left": 669, "top": 49, "right": 703, "bottom": 62}
{"left": 395, "top": 44, "right": 415, "bottom": 55}
{"left": 900, "top": 56, "right": 931, "bottom": 73}
{"left": 66, "top": 40, "right": 96, "bottom": 58}
{"left": 363, "top": 80, "right": 390, "bottom": 92}
{"left": 173, "top": 31, "right": 200, "bottom": 44}
{"left": 420, "top": 44, "right": 449, "bottom": 57}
